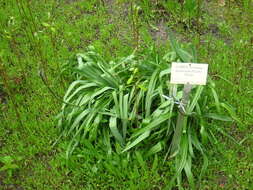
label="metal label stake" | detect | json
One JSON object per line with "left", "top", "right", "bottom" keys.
{"left": 170, "top": 84, "right": 192, "bottom": 157}
{"left": 169, "top": 62, "right": 208, "bottom": 157}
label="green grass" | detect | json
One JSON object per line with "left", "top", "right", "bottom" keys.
{"left": 0, "top": 0, "right": 253, "bottom": 189}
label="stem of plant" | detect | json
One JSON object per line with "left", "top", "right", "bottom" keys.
{"left": 197, "top": 0, "right": 201, "bottom": 48}
{"left": 170, "top": 84, "right": 192, "bottom": 156}
{"left": 0, "top": 58, "right": 23, "bottom": 128}
{"left": 16, "top": 0, "right": 66, "bottom": 101}
{"left": 131, "top": 1, "right": 140, "bottom": 50}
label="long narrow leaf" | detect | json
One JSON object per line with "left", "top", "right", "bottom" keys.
{"left": 122, "top": 131, "right": 150, "bottom": 152}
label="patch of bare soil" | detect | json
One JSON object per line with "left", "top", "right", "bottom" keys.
{"left": 0, "top": 173, "right": 23, "bottom": 190}
{"left": 216, "top": 171, "right": 228, "bottom": 189}
{"left": 104, "top": 0, "right": 170, "bottom": 47}
{"left": 103, "top": 0, "right": 133, "bottom": 47}
{"left": 150, "top": 19, "right": 168, "bottom": 45}
{"left": 65, "top": 0, "right": 81, "bottom": 4}
{"left": 0, "top": 88, "right": 7, "bottom": 115}
{"left": 0, "top": 89, "right": 7, "bottom": 104}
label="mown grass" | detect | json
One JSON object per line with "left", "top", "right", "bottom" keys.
{"left": 0, "top": 0, "right": 252, "bottom": 189}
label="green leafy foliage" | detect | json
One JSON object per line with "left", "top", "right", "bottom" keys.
{"left": 1, "top": 0, "right": 252, "bottom": 189}
{"left": 0, "top": 156, "right": 22, "bottom": 177}
{"left": 57, "top": 35, "right": 240, "bottom": 189}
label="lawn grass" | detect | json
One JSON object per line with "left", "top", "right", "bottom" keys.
{"left": 0, "top": 0, "right": 252, "bottom": 189}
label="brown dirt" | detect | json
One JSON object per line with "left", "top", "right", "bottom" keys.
{"left": 150, "top": 19, "right": 168, "bottom": 45}
{"left": 0, "top": 173, "right": 24, "bottom": 190}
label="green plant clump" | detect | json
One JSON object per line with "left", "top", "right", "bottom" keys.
{"left": 0, "top": 156, "right": 22, "bottom": 178}
{"left": 57, "top": 35, "right": 239, "bottom": 189}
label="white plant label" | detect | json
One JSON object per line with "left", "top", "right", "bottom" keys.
{"left": 170, "top": 62, "right": 208, "bottom": 85}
